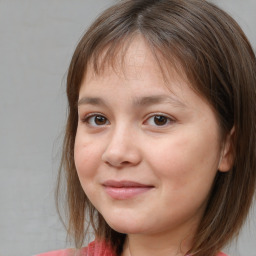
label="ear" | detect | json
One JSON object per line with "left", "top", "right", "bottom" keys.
{"left": 218, "top": 127, "right": 235, "bottom": 172}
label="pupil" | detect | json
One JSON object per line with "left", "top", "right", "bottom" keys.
{"left": 154, "top": 115, "right": 167, "bottom": 126}
{"left": 95, "top": 116, "right": 106, "bottom": 125}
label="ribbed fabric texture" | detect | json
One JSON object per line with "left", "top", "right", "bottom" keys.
{"left": 35, "top": 240, "right": 228, "bottom": 256}
{"left": 34, "top": 240, "right": 116, "bottom": 256}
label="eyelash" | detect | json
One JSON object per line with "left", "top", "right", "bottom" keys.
{"left": 144, "top": 114, "right": 174, "bottom": 127}
{"left": 81, "top": 113, "right": 175, "bottom": 127}
{"left": 81, "top": 113, "right": 110, "bottom": 127}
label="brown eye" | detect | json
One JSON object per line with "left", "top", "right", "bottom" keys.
{"left": 95, "top": 115, "right": 107, "bottom": 125}
{"left": 145, "top": 114, "right": 173, "bottom": 127}
{"left": 85, "top": 114, "right": 109, "bottom": 126}
{"left": 154, "top": 115, "right": 168, "bottom": 126}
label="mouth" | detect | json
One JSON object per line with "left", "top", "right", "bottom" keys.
{"left": 102, "top": 180, "right": 154, "bottom": 200}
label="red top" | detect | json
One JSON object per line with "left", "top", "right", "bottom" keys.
{"left": 35, "top": 241, "right": 115, "bottom": 256}
{"left": 35, "top": 240, "right": 228, "bottom": 256}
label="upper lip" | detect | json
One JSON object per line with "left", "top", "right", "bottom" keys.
{"left": 102, "top": 180, "right": 154, "bottom": 188}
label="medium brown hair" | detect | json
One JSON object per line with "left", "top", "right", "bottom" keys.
{"left": 56, "top": 0, "right": 256, "bottom": 255}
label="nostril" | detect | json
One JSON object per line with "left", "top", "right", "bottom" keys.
{"left": 101, "top": 139, "right": 141, "bottom": 167}
{"left": 104, "top": 160, "right": 132, "bottom": 168}
{"left": 122, "top": 161, "right": 131, "bottom": 165}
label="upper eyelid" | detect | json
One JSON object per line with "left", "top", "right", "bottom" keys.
{"left": 80, "top": 112, "right": 106, "bottom": 119}
{"left": 80, "top": 111, "right": 174, "bottom": 118}
{"left": 142, "top": 114, "right": 176, "bottom": 129}
{"left": 82, "top": 114, "right": 110, "bottom": 128}
{"left": 79, "top": 111, "right": 176, "bottom": 124}
{"left": 144, "top": 112, "right": 176, "bottom": 121}
{"left": 80, "top": 112, "right": 109, "bottom": 123}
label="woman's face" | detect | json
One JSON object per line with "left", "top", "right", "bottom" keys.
{"left": 74, "top": 37, "right": 231, "bottom": 239}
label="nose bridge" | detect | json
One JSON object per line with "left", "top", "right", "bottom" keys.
{"left": 111, "top": 122, "right": 130, "bottom": 145}
{"left": 102, "top": 121, "right": 141, "bottom": 167}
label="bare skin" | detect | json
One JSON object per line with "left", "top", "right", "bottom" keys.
{"left": 75, "top": 36, "right": 233, "bottom": 256}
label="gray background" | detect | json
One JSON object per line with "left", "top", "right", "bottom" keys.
{"left": 0, "top": 1, "right": 255, "bottom": 256}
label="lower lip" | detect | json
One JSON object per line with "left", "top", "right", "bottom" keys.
{"left": 104, "top": 186, "right": 153, "bottom": 200}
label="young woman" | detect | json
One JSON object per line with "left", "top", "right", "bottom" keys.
{"left": 37, "top": 0, "right": 256, "bottom": 255}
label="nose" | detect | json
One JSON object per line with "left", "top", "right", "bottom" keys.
{"left": 101, "top": 126, "right": 142, "bottom": 168}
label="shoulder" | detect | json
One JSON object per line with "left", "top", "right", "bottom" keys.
{"left": 34, "top": 240, "right": 116, "bottom": 256}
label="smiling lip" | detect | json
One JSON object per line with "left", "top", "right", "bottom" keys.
{"left": 102, "top": 180, "right": 154, "bottom": 200}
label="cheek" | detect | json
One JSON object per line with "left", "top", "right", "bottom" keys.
{"left": 151, "top": 137, "right": 219, "bottom": 219}
{"left": 148, "top": 130, "right": 220, "bottom": 190}
{"left": 74, "top": 139, "right": 102, "bottom": 204}
{"left": 74, "top": 133, "right": 100, "bottom": 180}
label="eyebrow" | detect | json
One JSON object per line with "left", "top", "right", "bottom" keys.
{"left": 77, "top": 95, "right": 186, "bottom": 108}
{"left": 133, "top": 95, "right": 186, "bottom": 108}
{"left": 77, "top": 97, "right": 106, "bottom": 106}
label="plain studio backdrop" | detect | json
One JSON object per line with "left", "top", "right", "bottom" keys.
{"left": 0, "top": 1, "right": 255, "bottom": 256}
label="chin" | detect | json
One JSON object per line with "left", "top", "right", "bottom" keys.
{"left": 105, "top": 216, "right": 146, "bottom": 235}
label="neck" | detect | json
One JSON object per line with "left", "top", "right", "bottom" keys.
{"left": 122, "top": 229, "right": 194, "bottom": 256}
{"left": 120, "top": 207, "right": 203, "bottom": 256}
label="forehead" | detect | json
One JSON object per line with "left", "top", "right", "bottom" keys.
{"left": 83, "top": 35, "right": 189, "bottom": 91}
{"left": 79, "top": 37, "right": 212, "bottom": 114}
